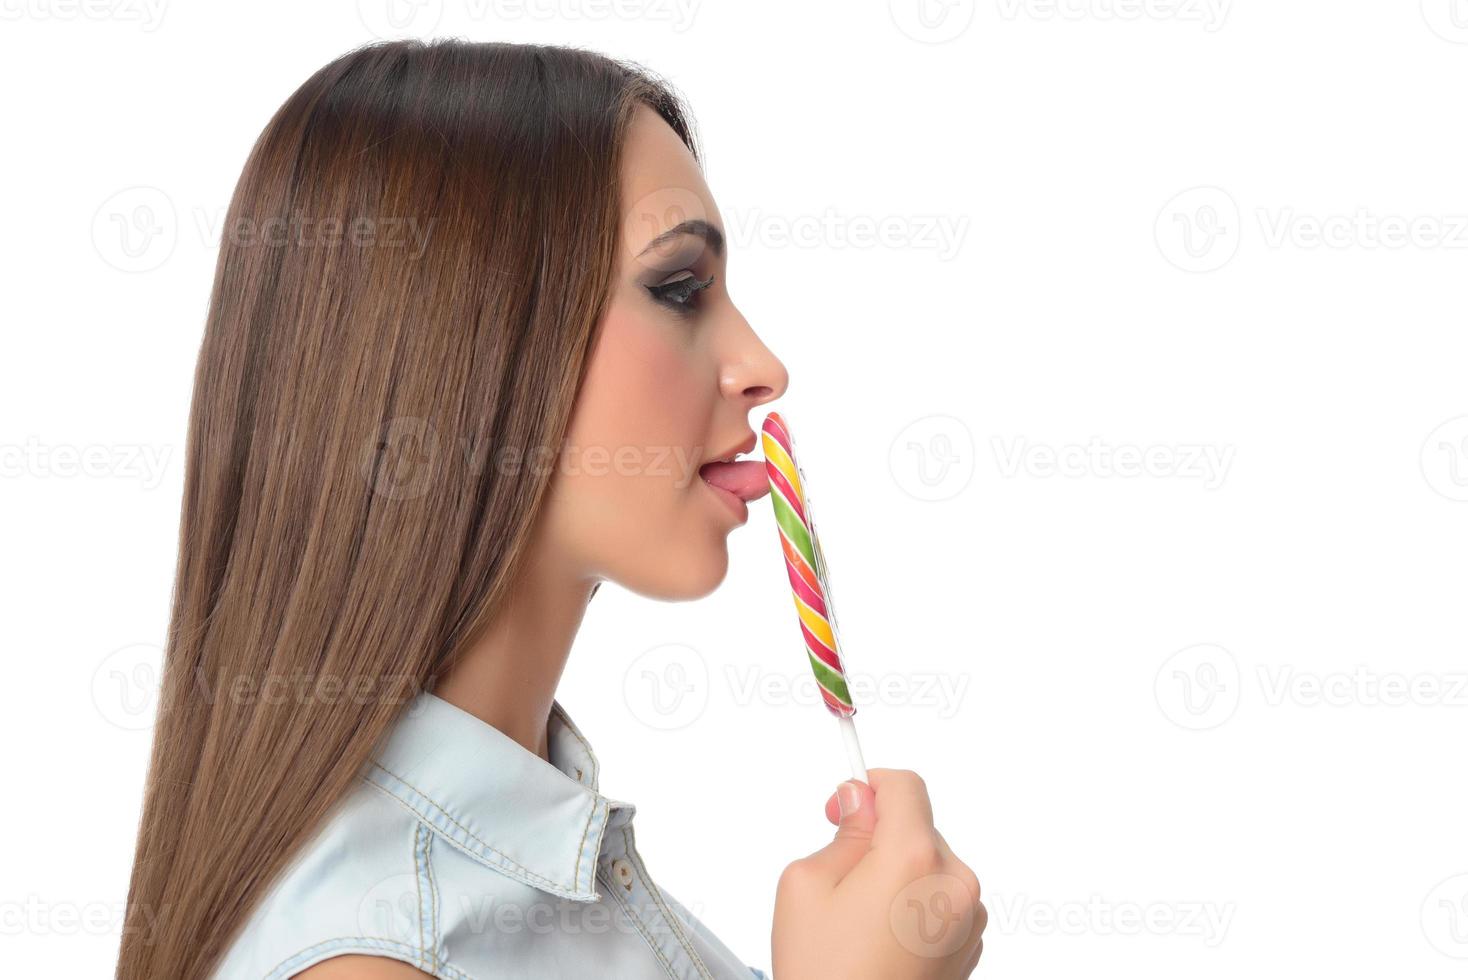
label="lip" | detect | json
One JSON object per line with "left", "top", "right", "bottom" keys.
{"left": 703, "top": 431, "right": 758, "bottom": 466}
{"left": 701, "top": 477, "right": 750, "bottom": 524}
{"left": 697, "top": 431, "right": 760, "bottom": 526}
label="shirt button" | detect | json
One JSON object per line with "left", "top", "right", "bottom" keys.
{"left": 611, "top": 858, "right": 634, "bottom": 891}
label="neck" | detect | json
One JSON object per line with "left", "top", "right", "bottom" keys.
{"left": 433, "top": 545, "right": 598, "bottom": 761}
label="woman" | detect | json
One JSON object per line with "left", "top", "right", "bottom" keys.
{"left": 116, "top": 39, "right": 984, "bottom": 980}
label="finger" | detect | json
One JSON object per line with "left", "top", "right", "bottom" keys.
{"left": 962, "top": 900, "right": 987, "bottom": 974}
{"left": 832, "top": 780, "right": 877, "bottom": 841}
{"left": 953, "top": 893, "right": 987, "bottom": 975}
{"left": 961, "top": 935, "right": 984, "bottom": 977}
{"left": 866, "top": 769, "right": 936, "bottom": 849}
{"left": 824, "top": 790, "right": 839, "bottom": 826}
{"left": 794, "top": 780, "right": 878, "bottom": 885}
{"left": 929, "top": 833, "right": 983, "bottom": 907}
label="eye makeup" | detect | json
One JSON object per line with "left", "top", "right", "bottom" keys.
{"left": 646, "top": 272, "right": 716, "bottom": 316}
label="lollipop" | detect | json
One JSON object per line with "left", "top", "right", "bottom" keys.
{"left": 762, "top": 411, "right": 868, "bottom": 781}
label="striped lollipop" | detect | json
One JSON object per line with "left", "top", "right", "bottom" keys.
{"left": 763, "top": 412, "right": 868, "bottom": 780}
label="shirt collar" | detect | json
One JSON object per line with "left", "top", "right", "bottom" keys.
{"left": 362, "top": 690, "right": 633, "bottom": 902}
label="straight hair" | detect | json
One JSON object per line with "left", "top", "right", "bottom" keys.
{"left": 116, "top": 38, "right": 698, "bottom": 979}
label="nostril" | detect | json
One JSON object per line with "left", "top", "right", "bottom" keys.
{"left": 744, "top": 384, "right": 773, "bottom": 400}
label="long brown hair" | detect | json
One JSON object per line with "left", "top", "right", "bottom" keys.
{"left": 117, "top": 39, "right": 698, "bottom": 980}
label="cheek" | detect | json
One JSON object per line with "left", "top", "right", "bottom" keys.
{"left": 548, "top": 308, "right": 725, "bottom": 589}
{"left": 574, "top": 310, "right": 702, "bottom": 454}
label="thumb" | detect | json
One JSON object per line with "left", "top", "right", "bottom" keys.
{"left": 799, "top": 780, "right": 878, "bottom": 885}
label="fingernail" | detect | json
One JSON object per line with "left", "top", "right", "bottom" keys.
{"left": 837, "top": 781, "right": 862, "bottom": 819}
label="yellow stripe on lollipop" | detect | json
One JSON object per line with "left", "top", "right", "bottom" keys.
{"left": 762, "top": 431, "right": 803, "bottom": 501}
{"left": 794, "top": 593, "right": 837, "bottom": 651}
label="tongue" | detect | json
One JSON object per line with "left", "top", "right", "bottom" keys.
{"left": 699, "top": 459, "right": 770, "bottom": 502}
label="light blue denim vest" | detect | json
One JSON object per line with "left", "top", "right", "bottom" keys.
{"left": 210, "top": 691, "right": 767, "bottom": 979}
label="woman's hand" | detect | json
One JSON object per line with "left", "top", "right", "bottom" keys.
{"left": 772, "top": 769, "right": 985, "bottom": 979}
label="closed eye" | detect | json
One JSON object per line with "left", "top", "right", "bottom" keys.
{"left": 646, "top": 272, "right": 715, "bottom": 315}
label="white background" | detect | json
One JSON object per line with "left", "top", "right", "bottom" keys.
{"left": 3, "top": 1, "right": 1467, "bottom": 977}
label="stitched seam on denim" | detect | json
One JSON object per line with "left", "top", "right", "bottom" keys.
{"left": 552, "top": 702, "right": 599, "bottom": 786}
{"left": 439, "top": 962, "right": 476, "bottom": 980}
{"left": 363, "top": 777, "right": 579, "bottom": 902}
{"left": 624, "top": 827, "right": 714, "bottom": 979}
{"left": 416, "top": 822, "right": 438, "bottom": 973}
{"left": 599, "top": 867, "right": 678, "bottom": 978}
{"left": 572, "top": 795, "right": 600, "bottom": 893}
{"left": 263, "top": 937, "right": 429, "bottom": 980}
{"left": 366, "top": 763, "right": 578, "bottom": 894}
{"left": 259, "top": 929, "right": 480, "bottom": 980}
{"left": 427, "top": 824, "right": 438, "bottom": 969}
{"left": 413, "top": 824, "right": 425, "bottom": 970}
{"left": 363, "top": 776, "right": 578, "bottom": 900}
{"left": 261, "top": 937, "right": 478, "bottom": 980}
{"left": 424, "top": 830, "right": 440, "bottom": 960}
{"left": 623, "top": 826, "right": 715, "bottom": 980}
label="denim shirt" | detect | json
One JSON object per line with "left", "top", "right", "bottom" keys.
{"left": 211, "top": 692, "right": 768, "bottom": 980}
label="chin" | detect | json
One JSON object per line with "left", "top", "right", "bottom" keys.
{"left": 614, "top": 541, "right": 730, "bottom": 601}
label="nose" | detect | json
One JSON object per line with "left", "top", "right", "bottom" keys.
{"left": 720, "top": 326, "right": 790, "bottom": 407}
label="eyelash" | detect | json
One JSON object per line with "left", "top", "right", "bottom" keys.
{"left": 646, "top": 272, "right": 716, "bottom": 315}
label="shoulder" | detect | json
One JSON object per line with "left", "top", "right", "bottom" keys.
{"left": 210, "top": 778, "right": 444, "bottom": 979}
{"left": 291, "top": 954, "right": 435, "bottom": 980}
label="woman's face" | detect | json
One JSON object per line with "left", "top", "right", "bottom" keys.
{"left": 541, "top": 105, "right": 789, "bottom": 600}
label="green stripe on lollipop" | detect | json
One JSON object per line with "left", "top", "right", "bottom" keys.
{"left": 808, "top": 652, "right": 853, "bottom": 706}
{"left": 770, "top": 489, "right": 817, "bottom": 567}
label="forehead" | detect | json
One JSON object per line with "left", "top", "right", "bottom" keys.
{"left": 619, "top": 104, "right": 722, "bottom": 260}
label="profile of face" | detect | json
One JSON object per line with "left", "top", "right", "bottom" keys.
{"left": 538, "top": 105, "right": 789, "bottom": 600}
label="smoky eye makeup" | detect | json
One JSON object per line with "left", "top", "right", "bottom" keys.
{"left": 645, "top": 271, "right": 716, "bottom": 316}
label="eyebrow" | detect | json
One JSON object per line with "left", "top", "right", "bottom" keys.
{"left": 636, "top": 218, "right": 725, "bottom": 260}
